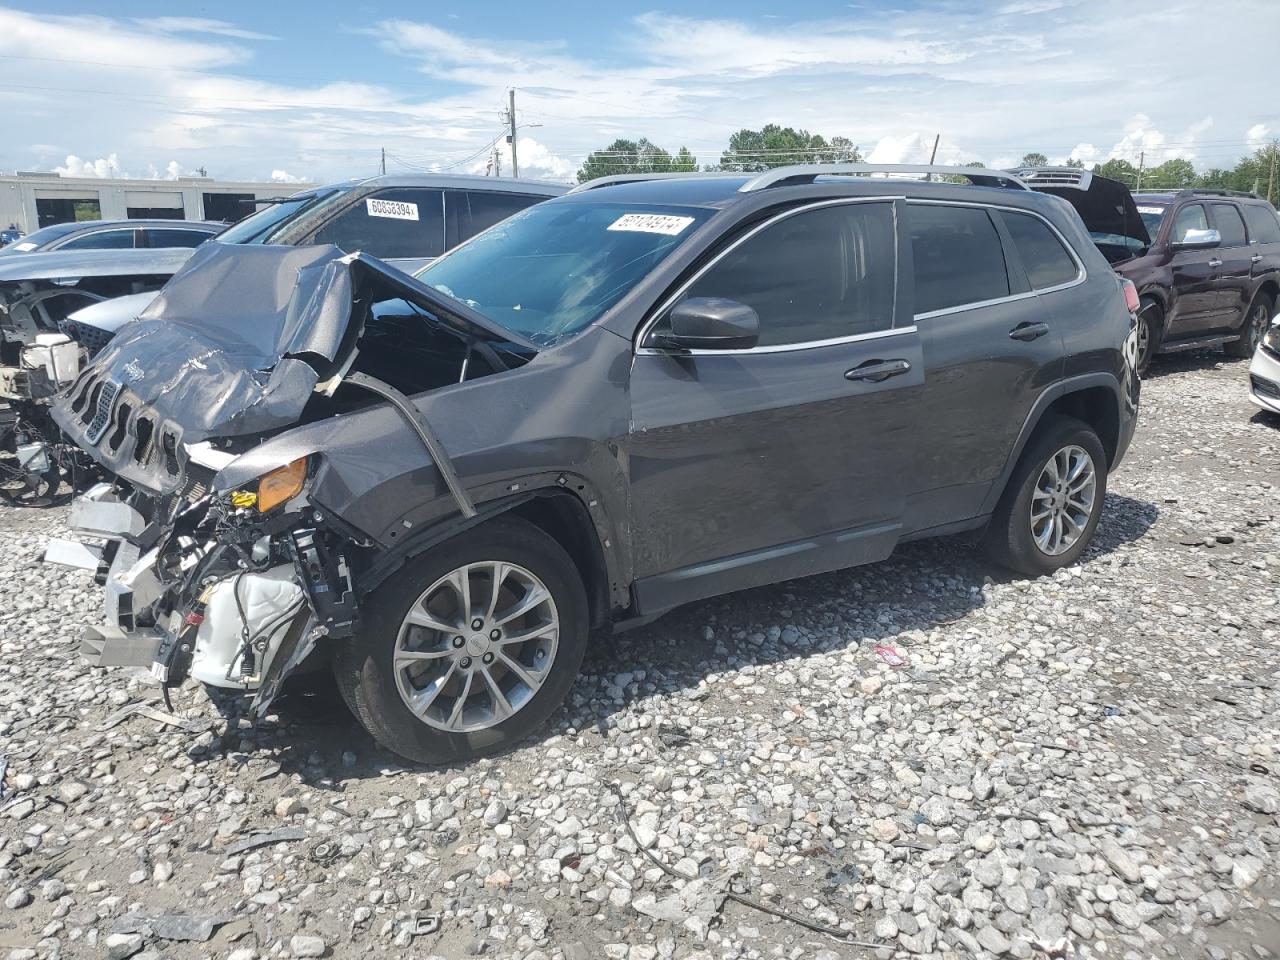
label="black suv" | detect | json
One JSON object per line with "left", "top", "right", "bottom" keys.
{"left": 49, "top": 164, "right": 1139, "bottom": 764}
{"left": 1015, "top": 168, "right": 1280, "bottom": 371}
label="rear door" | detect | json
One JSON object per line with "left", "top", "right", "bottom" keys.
{"left": 626, "top": 198, "right": 923, "bottom": 605}
{"left": 1243, "top": 202, "right": 1280, "bottom": 289}
{"left": 1166, "top": 202, "right": 1223, "bottom": 336}
{"left": 311, "top": 187, "right": 445, "bottom": 273}
{"left": 1208, "top": 202, "right": 1252, "bottom": 329}
{"left": 908, "top": 201, "right": 1066, "bottom": 525}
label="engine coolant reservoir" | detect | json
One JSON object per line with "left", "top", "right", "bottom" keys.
{"left": 190, "top": 565, "right": 306, "bottom": 688}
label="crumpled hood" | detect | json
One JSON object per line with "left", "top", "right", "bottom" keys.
{"left": 0, "top": 247, "right": 194, "bottom": 284}
{"left": 52, "top": 241, "right": 533, "bottom": 493}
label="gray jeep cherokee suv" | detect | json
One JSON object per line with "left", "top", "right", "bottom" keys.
{"left": 49, "top": 164, "right": 1139, "bottom": 764}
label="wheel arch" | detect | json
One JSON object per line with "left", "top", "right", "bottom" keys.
{"left": 353, "top": 486, "right": 621, "bottom": 632}
{"left": 981, "top": 375, "right": 1125, "bottom": 517}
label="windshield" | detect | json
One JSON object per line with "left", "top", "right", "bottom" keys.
{"left": 0, "top": 222, "right": 76, "bottom": 256}
{"left": 1135, "top": 202, "right": 1167, "bottom": 239}
{"left": 415, "top": 201, "right": 712, "bottom": 344}
{"left": 214, "top": 189, "right": 344, "bottom": 245}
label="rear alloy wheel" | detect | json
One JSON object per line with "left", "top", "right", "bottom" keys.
{"left": 1225, "top": 292, "right": 1273, "bottom": 359}
{"left": 334, "top": 518, "right": 588, "bottom": 765}
{"left": 982, "top": 415, "right": 1108, "bottom": 576}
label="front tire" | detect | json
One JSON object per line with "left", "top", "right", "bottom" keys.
{"left": 982, "top": 416, "right": 1108, "bottom": 577}
{"left": 1225, "top": 291, "right": 1273, "bottom": 359}
{"left": 334, "top": 517, "right": 588, "bottom": 765}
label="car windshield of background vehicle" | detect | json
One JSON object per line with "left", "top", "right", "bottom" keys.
{"left": 1136, "top": 202, "right": 1167, "bottom": 239}
{"left": 417, "top": 202, "right": 713, "bottom": 345}
{"left": 214, "top": 189, "right": 343, "bottom": 245}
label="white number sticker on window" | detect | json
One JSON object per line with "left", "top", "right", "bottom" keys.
{"left": 366, "top": 198, "right": 419, "bottom": 221}
{"left": 11, "top": 241, "right": 36, "bottom": 251}
{"left": 607, "top": 213, "right": 695, "bottom": 236}
{"left": 1136, "top": 206, "right": 1164, "bottom": 216}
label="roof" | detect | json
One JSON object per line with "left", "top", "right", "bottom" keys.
{"left": 54, "top": 219, "right": 222, "bottom": 231}
{"left": 346, "top": 173, "right": 567, "bottom": 197}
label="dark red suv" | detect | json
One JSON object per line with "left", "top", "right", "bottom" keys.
{"left": 1016, "top": 168, "right": 1280, "bottom": 372}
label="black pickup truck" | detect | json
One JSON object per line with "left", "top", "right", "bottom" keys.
{"left": 1015, "top": 168, "right": 1280, "bottom": 372}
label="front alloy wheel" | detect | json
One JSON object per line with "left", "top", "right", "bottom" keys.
{"left": 335, "top": 517, "right": 588, "bottom": 765}
{"left": 394, "top": 561, "right": 559, "bottom": 733}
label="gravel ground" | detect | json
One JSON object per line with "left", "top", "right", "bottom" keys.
{"left": 1, "top": 352, "right": 1278, "bottom": 960}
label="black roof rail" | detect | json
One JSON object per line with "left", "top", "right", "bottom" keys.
{"left": 1173, "top": 188, "right": 1258, "bottom": 199}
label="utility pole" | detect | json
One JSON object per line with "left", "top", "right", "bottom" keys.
{"left": 380, "top": 147, "right": 386, "bottom": 176}
{"left": 507, "top": 89, "right": 518, "bottom": 178}
{"left": 1136, "top": 151, "right": 1144, "bottom": 192}
{"left": 1269, "top": 140, "right": 1277, "bottom": 205}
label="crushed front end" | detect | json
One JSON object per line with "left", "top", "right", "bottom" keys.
{"left": 51, "top": 454, "right": 359, "bottom": 719}
{"left": 44, "top": 242, "right": 530, "bottom": 720}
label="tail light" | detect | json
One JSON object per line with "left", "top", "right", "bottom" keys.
{"left": 1119, "top": 278, "right": 1140, "bottom": 315}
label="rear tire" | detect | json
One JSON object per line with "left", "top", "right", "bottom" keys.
{"left": 1135, "top": 298, "right": 1162, "bottom": 374}
{"left": 982, "top": 416, "right": 1108, "bottom": 577}
{"left": 1225, "top": 291, "right": 1273, "bottom": 359}
{"left": 334, "top": 517, "right": 588, "bottom": 765}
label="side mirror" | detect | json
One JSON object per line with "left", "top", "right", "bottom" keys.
{"left": 658, "top": 297, "right": 759, "bottom": 351}
{"left": 1172, "top": 227, "right": 1221, "bottom": 250}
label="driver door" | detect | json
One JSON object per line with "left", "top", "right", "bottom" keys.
{"left": 623, "top": 199, "right": 924, "bottom": 613}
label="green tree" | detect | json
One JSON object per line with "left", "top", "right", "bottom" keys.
{"left": 1143, "top": 158, "right": 1197, "bottom": 190}
{"left": 1064, "top": 158, "right": 1085, "bottom": 169}
{"left": 716, "top": 125, "right": 860, "bottom": 172}
{"left": 1019, "top": 152, "right": 1049, "bottom": 167}
{"left": 1093, "top": 158, "right": 1138, "bottom": 184}
{"left": 576, "top": 138, "right": 698, "bottom": 183}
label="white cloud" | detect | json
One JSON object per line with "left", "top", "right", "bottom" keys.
{"left": 270, "top": 169, "right": 307, "bottom": 183}
{"left": 1, "top": 2, "right": 1276, "bottom": 188}
{"left": 132, "top": 17, "right": 275, "bottom": 41}
{"left": 54, "top": 154, "right": 121, "bottom": 179}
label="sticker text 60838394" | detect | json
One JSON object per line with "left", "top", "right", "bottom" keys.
{"left": 607, "top": 213, "right": 695, "bottom": 236}
{"left": 366, "top": 198, "right": 419, "bottom": 221}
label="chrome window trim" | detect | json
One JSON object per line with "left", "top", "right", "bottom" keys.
{"left": 634, "top": 195, "right": 905, "bottom": 355}
{"left": 635, "top": 324, "right": 918, "bottom": 358}
{"left": 906, "top": 199, "right": 1087, "bottom": 320}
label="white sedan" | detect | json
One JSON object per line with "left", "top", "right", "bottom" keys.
{"left": 1249, "top": 317, "right": 1280, "bottom": 414}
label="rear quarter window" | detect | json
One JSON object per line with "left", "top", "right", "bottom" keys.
{"left": 908, "top": 204, "right": 1010, "bottom": 315}
{"left": 1243, "top": 204, "right": 1280, "bottom": 244}
{"left": 999, "top": 210, "right": 1079, "bottom": 290}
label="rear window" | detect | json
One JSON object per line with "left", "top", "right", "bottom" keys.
{"left": 1243, "top": 204, "right": 1280, "bottom": 244}
{"left": 908, "top": 204, "right": 1010, "bottom": 315}
{"left": 1210, "top": 204, "right": 1247, "bottom": 247}
{"left": 144, "top": 228, "right": 213, "bottom": 249}
{"left": 455, "top": 191, "right": 544, "bottom": 243}
{"left": 1000, "top": 211, "right": 1079, "bottom": 289}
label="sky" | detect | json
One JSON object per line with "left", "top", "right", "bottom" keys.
{"left": 1, "top": 1, "right": 1277, "bottom": 185}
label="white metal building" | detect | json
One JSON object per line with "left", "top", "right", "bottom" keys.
{"left": 0, "top": 173, "right": 310, "bottom": 232}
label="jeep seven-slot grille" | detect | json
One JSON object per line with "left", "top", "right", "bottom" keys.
{"left": 65, "top": 366, "right": 186, "bottom": 484}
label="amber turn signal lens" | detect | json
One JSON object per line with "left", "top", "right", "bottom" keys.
{"left": 257, "top": 457, "right": 308, "bottom": 513}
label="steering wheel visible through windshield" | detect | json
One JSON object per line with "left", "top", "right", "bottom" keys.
{"left": 415, "top": 201, "right": 712, "bottom": 345}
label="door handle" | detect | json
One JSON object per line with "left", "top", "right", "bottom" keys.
{"left": 1252, "top": 254, "right": 1264, "bottom": 263}
{"left": 1008, "top": 321, "right": 1050, "bottom": 342}
{"left": 845, "top": 358, "right": 911, "bottom": 383}
{"left": 1208, "top": 258, "right": 1223, "bottom": 268}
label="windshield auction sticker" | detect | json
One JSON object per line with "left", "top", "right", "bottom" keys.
{"left": 608, "top": 213, "right": 695, "bottom": 236}
{"left": 366, "top": 199, "right": 419, "bottom": 221}
{"left": 1136, "top": 206, "right": 1164, "bottom": 215}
